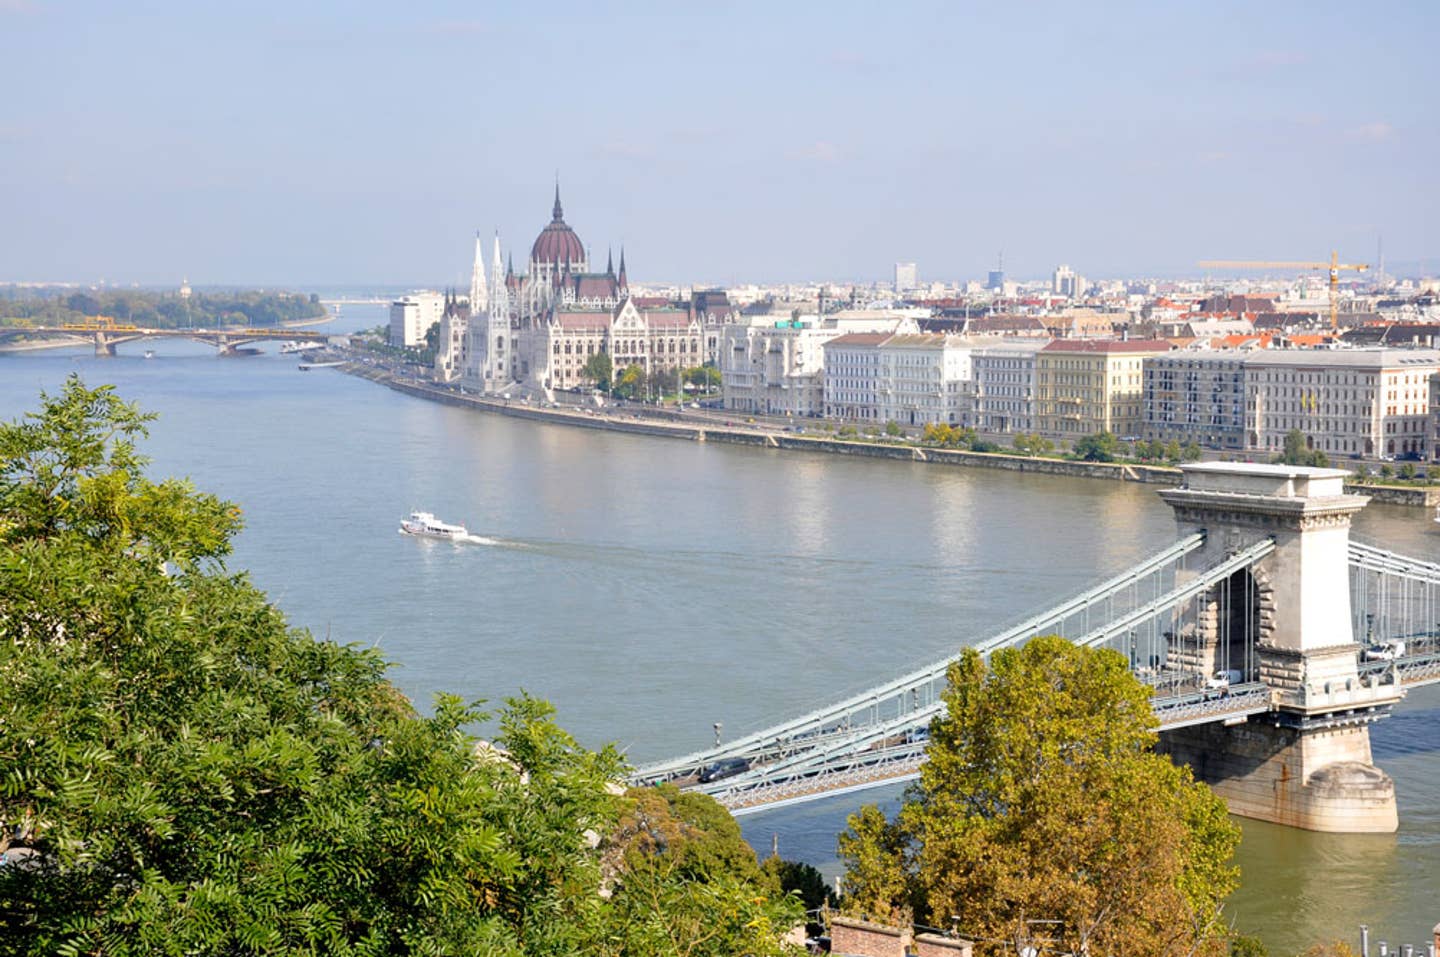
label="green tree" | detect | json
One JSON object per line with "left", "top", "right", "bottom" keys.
{"left": 1183, "top": 441, "right": 1203, "bottom": 462}
{"left": 600, "top": 784, "right": 803, "bottom": 956}
{"left": 1012, "top": 432, "right": 1055, "bottom": 457}
{"left": 1379, "top": 463, "right": 1394, "bottom": 479}
{"left": 582, "top": 351, "right": 614, "bottom": 391}
{"left": 1164, "top": 439, "right": 1183, "bottom": 462}
{"left": 1073, "top": 430, "right": 1122, "bottom": 462}
{"left": 0, "top": 377, "right": 798, "bottom": 957}
{"left": 1281, "top": 428, "right": 1311, "bottom": 466}
{"left": 682, "top": 365, "right": 721, "bottom": 394}
{"left": 613, "top": 363, "right": 646, "bottom": 399}
{"left": 1400, "top": 462, "right": 1418, "bottom": 480}
{"left": 838, "top": 636, "right": 1239, "bottom": 957}
{"left": 885, "top": 420, "right": 903, "bottom": 437}
{"left": 1229, "top": 934, "right": 1269, "bottom": 957}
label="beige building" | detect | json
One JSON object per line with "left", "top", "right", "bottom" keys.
{"left": 1245, "top": 348, "right": 1440, "bottom": 459}
{"left": 1035, "top": 339, "right": 1172, "bottom": 438}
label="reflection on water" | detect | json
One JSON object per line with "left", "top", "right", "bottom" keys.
{"left": 3, "top": 310, "right": 1440, "bottom": 954}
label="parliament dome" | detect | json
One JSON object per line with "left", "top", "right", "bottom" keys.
{"left": 530, "top": 186, "right": 585, "bottom": 267}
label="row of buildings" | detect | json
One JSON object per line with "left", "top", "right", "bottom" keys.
{"left": 719, "top": 318, "right": 1440, "bottom": 460}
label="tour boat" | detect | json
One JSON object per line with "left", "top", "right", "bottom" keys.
{"left": 279, "top": 340, "right": 316, "bottom": 355}
{"left": 399, "top": 511, "right": 469, "bottom": 541}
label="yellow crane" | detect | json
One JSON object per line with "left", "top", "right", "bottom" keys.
{"left": 1198, "top": 251, "right": 1369, "bottom": 331}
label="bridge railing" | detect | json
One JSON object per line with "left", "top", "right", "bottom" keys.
{"left": 631, "top": 533, "right": 1207, "bottom": 783}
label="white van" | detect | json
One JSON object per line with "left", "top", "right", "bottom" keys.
{"left": 1206, "top": 670, "right": 1242, "bottom": 690}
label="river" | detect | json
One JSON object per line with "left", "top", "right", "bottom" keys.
{"left": 1, "top": 304, "right": 1435, "bottom": 955}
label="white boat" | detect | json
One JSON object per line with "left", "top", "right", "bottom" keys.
{"left": 399, "top": 511, "right": 469, "bottom": 541}
{"left": 143, "top": 350, "right": 155, "bottom": 359}
{"left": 298, "top": 360, "right": 344, "bottom": 370}
{"left": 279, "top": 340, "right": 317, "bottom": 355}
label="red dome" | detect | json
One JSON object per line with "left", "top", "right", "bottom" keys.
{"left": 530, "top": 186, "right": 585, "bottom": 267}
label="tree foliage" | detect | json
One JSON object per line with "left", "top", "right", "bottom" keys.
{"left": 0, "top": 288, "right": 326, "bottom": 330}
{"left": 581, "top": 351, "right": 613, "bottom": 390}
{"left": 0, "top": 377, "right": 799, "bottom": 956}
{"left": 1012, "top": 432, "right": 1055, "bottom": 457}
{"left": 1073, "top": 430, "right": 1123, "bottom": 462}
{"left": 1278, "top": 428, "right": 1330, "bottom": 468}
{"left": 837, "top": 636, "right": 1240, "bottom": 957}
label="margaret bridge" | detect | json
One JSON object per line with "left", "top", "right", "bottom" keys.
{"left": 634, "top": 462, "right": 1440, "bottom": 833}
{"left": 0, "top": 320, "right": 330, "bottom": 356}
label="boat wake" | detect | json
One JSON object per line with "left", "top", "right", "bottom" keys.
{"left": 457, "top": 532, "right": 512, "bottom": 547}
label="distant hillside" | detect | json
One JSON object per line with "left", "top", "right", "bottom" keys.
{"left": 0, "top": 288, "right": 327, "bottom": 329}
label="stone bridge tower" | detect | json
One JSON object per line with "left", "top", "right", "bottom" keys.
{"left": 1157, "top": 462, "right": 1401, "bottom": 833}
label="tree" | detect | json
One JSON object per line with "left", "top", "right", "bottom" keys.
{"left": 1183, "top": 441, "right": 1203, "bottom": 462}
{"left": 885, "top": 420, "right": 903, "bottom": 437}
{"left": 838, "top": 636, "right": 1240, "bottom": 957}
{"left": 600, "top": 784, "right": 803, "bottom": 956}
{"left": 1012, "top": 432, "right": 1055, "bottom": 457}
{"left": 1164, "top": 439, "right": 1183, "bottom": 462}
{"left": 613, "top": 363, "right": 646, "bottom": 399}
{"left": 1073, "top": 430, "right": 1122, "bottom": 462}
{"left": 1400, "top": 462, "right": 1418, "bottom": 480}
{"left": 582, "top": 351, "right": 614, "bottom": 391}
{"left": 0, "top": 378, "right": 798, "bottom": 957}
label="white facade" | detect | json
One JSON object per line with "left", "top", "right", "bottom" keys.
{"left": 822, "top": 333, "right": 888, "bottom": 421}
{"left": 894, "top": 262, "right": 918, "bottom": 293}
{"left": 389, "top": 292, "right": 445, "bottom": 348}
{"left": 972, "top": 339, "right": 1048, "bottom": 433}
{"left": 877, "top": 334, "right": 974, "bottom": 426}
{"left": 823, "top": 333, "right": 978, "bottom": 425}
{"left": 1246, "top": 349, "right": 1440, "bottom": 459}
{"left": 722, "top": 315, "right": 918, "bottom": 417}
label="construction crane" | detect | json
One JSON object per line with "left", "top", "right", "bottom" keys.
{"left": 1198, "top": 251, "right": 1369, "bottom": 331}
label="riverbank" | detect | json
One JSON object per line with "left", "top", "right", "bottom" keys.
{"left": 339, "top": 359, "right": 1185, "bottom": 487}
{"left": 338, "top": 358, "right": 1440, "bottom": 506}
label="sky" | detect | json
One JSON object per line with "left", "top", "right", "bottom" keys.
{"left": 1, "top": 0, "right": 1436, "bottom": 287}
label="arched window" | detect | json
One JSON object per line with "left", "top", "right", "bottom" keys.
{"left": 553, "top": 342, "right": 561, "bottom": 355}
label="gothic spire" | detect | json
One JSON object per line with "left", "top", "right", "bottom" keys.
{"left": 617, "top": 246, "right": 628, "bottom": 290}
{"left": 552, "top": 179, "right": 564, "bottom": 222}
{"left": 606, "top": 247, "right": 614, "bottom": 275}
{"left": 470, "top": 231, "right": 487, "bottom": 310}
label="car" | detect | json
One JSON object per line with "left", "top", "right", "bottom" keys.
{"left": 1206, "top": 669, "right": 1242, "bottom": 690}
{"left": 698, "top": 757, "right": 750, "bottom": 783}
{"left": 1362, "top": 640, "right": 1405, "bottom": 662}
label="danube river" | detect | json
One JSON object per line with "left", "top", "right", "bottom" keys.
{"left": 2, "top": 306, "right": 1436, "bottom": 954}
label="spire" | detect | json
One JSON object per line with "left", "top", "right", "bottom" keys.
{"left": 606, "top": 247, "right": 614, "bottom": 275}
{"left": 618, "top": 246, "right": 628, "bottom": 290}
{"left": 507, "top": 252, "right": 514, "bottom": 278}
{"left": 552, "top": 178, "right": 564, "bottom": 222}
{"left": 470, "top": 231, "right": 487, "bottom": 310}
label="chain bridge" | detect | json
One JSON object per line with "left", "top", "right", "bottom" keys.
{"left": 634, "top": 463, "right": 1440, "bottom": 833}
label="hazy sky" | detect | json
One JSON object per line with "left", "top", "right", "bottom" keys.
{"left": 2, "top": 1, "right": 1435, "bottom": 286}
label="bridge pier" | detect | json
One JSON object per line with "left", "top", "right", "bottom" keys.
{"left": 1158, "top": 463, "right": 1402, "bottom": 833}
{"left": 94, "top": 332, "right": 117, "bottom": 357}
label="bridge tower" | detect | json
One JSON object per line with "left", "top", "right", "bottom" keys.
{"left": 1158, "top": 462, "right": 1401, "bottom": 833}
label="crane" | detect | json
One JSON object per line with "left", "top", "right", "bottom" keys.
{"left": 1198, "top": 251, "right": 1369, "bottom": 331}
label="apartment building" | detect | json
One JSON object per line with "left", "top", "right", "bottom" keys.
{"left": 1142, "top": 352, "right": 1248, "bottom": 450}
{"left": 1245, "top": 349, "right": 1440, "bottom": 459}
{"left": 972, "top": 340, "right": 1049, "bottom": 433}
{"left": 1034, "top": 339, "right": 1172, "bottom": 438}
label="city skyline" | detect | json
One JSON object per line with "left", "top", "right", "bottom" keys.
{"left": 2, "top": 0, "right": 1436, "bottom": 286}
